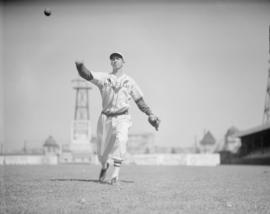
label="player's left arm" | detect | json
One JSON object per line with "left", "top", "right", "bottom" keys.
{"left": 135, "top": 97, "right": 153, "bottom": 116}
{"left": 135, "top": 97, "right": 161, "bottom": 131}
{"left": 130, "top": 78, "right": 160, "bottom": 131}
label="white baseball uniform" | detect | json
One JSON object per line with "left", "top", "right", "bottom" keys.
{"left": 89, "top": 72, "right": 143, "bottom": 164}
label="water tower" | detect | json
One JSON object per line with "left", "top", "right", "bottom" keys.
{"left": 70, "top": 79, "right": 92, "bottom": 153}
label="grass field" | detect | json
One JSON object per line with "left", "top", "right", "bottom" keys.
{"left": 1, "top": 164, "right": 270, "bottom": 214}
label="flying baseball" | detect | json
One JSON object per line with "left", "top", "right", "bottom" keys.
{"left": 44, "top": 8, "right": 51, "bottom": 16}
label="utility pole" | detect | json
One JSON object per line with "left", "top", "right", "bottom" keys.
{"left": 0, "top": 143, "right": 3, "bottom": 155}
{"left": 263, "top": 25, "right": 270, "bottom": 124}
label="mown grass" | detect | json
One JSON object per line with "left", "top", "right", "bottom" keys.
{"left": 1, "top": 164, "right": 270, "bottom": 214}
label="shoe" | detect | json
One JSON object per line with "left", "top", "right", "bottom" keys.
{"left": 110, "top": 177, "right": 119, "bottom": 185}
{"left": 99, "top": 163, "right": 109, "bottom": 182}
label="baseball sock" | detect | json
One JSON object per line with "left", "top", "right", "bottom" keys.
{"left": 101, "top": 162, "right": 108, "bottom": 169}
{"left": 111, "top": 160, "right": 122, "bottom": 178}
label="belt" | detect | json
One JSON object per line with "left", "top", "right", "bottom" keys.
{"left": 102, "top": 109, "right": 129, "bottom": 117}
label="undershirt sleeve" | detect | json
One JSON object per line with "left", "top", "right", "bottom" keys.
{"left": 135, "top": 97, "right": 153, "bottom": 116}
{"left": 76, "top": 63, "right": 93, "bottom": 81}
{"left": 76, "top": 63, "right": 106, "bottom": 88}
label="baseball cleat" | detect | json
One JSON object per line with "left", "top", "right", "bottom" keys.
{"left": 99, "top": 163, "right": 109, "bottom": 182}
{"left": 110, "top": 177, "right": 119, "bottom": 185}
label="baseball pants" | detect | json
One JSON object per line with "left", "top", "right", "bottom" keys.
{"left": 96, "top": 113, "right": 132, "bottom": 165}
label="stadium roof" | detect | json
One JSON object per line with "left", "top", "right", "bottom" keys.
{"left": 236, "top": 122, "right": 270, "bottom": 138}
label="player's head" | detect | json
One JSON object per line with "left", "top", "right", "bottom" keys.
{"left": 110, "top": 52, "right": 125, "bottom": 70}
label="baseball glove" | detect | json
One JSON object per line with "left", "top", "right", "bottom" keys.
{"left": 148, "top": 115, "right": 161, "bottom": 131}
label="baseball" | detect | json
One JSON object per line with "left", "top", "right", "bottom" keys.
{"left": 44, "top": 8, "right": 52, "bottom": 16}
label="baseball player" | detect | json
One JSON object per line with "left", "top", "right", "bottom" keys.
{"left": 75, "top": 53, "right": 160, "bottom": 185}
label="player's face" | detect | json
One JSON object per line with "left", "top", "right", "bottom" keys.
{"left": 110, "top": 57, "right": 124, "bottom": 69}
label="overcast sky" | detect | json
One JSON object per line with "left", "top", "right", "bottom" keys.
{"left": 1, "top": 0, "right": 270, "bottom": 151}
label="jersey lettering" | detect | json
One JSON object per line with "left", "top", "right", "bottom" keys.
{"left": 90, "top": 72, "right": 143, "bottom": 113}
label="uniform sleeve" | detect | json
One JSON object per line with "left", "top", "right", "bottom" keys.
{"left": 130, "top": 79, "right": 144, "bottom": 101}
{"left": 90, "top": 72, "right": 108, "bottom": 88}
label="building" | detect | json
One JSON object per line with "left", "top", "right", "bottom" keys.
{"left": 197, "top": 131, "right": 217, "bottom": 153}
{"left": 223, "top": 126, "right": 241, "bottom": 154}
{"left": 236, "top": 122, "right": 270, "bottom": 156}
{"left": 43, "top": 136, "right": 60, "bottom": 155}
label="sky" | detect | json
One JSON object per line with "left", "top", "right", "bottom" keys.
{"left": 1, "top": 0, "right": 270, "bottom": 152}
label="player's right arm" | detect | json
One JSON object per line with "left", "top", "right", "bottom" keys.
{"left": 75, "top": 61, "right": 94, "bottom": 81}
{"left": 75, "top": 61, "right": 107, "bottom": 88}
